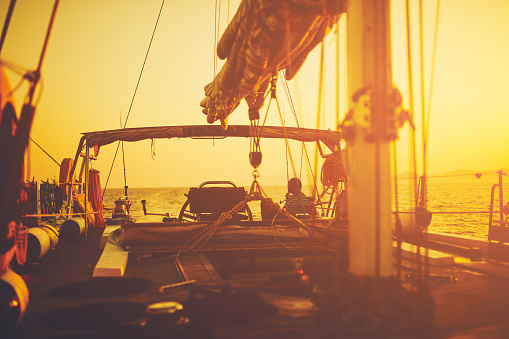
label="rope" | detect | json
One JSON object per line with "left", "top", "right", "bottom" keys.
{"left": 101, "top": 141, "right": 121, "bottom": 200}
{"left": 405, "top": 0, "right": 419, "bottom": 210}
{"left": 179, "top": 192, "right": 263, "bottom": 255}
{"left": 214, "top": 0, "right": 220, "bottom": 77}
{"left": 269, "top": 210, "right": 295, "bottom": 251}
{"left": 0, "top": 0, "right": 16, "bottom": 55}
{"left": 178, "top": 185, "right": 336, "bottom": 256}
{"left": 29, "top": 137, "right": 60, "bottom": 166}
{"left": 101, "top": 0, "right": 165, "bottom": 197}
{"left": 122, "top": 1, "right": 164, "bottom": 129}
{"left": 405, "top": 0, "right": 423, "bottom": 278}
{"left": 314, "top": 42, "right": 325, "bottom": 201}
{"left": 425, "top": 0, "right": 441, "bottom": 144}
{"left": 278, "top": 71, "right": 322, "bottom": 206}
{"left": 320, "top": 151, "right": 345, "bottom": 187}
{"left": 271, "top": 202, "right": 336, "bottom": 249}
{"left": 275, "top": 97, "right": 297, "bottom": 178}
{"left": 393, "top": 140, "right": 402, "bottom": 280}
{"left": 418, "top": 0, "right": 428, "bottom": 209}
{"left": 280, "top": 71, "right": 300, "bottom": 128}
{"left": 120, "top": 111, "right": 129, "bottom": 210}
{"left": 0, "top": 59, "right": 27, "bottom": 76}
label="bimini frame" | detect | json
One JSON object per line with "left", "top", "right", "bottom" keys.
{"left": 66, "top": 125, "right": 343, "bottom": 235}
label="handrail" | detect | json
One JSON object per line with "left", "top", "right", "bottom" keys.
{"left": 488, "top": 170, "right": 506, "bottom": 242}
{"left": 198, "top": 181, "right": 238, "bottom": 189}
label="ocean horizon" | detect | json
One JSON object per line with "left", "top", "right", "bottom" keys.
{"left": 101, "top": 179, "right": 509, "bottom": 240}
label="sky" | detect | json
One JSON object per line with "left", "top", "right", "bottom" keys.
{"left": 1, "top": 0, "right": 508, "bottom": 189}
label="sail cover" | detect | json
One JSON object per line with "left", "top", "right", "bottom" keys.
{"left": 84, "top": 125, "right": 341, "bottom": 152}
{"left": 200, "top": 0, "right": 346, "bottom": 127}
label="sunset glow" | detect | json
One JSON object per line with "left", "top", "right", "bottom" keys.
{"left": 1, "top": 0, "right": 508, "bottom": 188}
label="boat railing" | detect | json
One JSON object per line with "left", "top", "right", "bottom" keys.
{"left": 487, "top": 170, "right": 509, "bottom": 259}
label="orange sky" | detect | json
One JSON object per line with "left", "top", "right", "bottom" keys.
{"left": 1, "top": 0, "right": 508, "bottom": 189}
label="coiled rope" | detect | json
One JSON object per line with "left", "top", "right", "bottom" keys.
{"left": 177, "top": 191, "right": 336, "bottom": 256}
{"left": 320, "top": 151, "right": 346, "bottom": 187}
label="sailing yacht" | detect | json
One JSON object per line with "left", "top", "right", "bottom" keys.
{"left": 1, "top": 1, "right": 509, "bottom": 338}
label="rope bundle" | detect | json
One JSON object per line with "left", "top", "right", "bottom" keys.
{"left": 320, "top": 151, "right": 346, "bottom": 187}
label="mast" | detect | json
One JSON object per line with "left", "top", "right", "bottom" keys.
{"left": 346, "top": 0, "right": 395, "bottom": 277}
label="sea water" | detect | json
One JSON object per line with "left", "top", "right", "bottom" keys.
{"left": 102, "top": 180, "right": 509, "bottom": 240}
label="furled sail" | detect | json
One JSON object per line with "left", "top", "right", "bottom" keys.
{"left": 200, "top": 0, "right": 346, "bottom": 128}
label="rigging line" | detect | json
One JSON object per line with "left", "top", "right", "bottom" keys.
{"left": 335, "top": 20, "right": 340, "bottom": 129}
{"left": 6, "top": 73, "right": 25, "bottom": 97}
{"left": 425, "top": 0, "right": 441, "bottom": 143}
{"left": 281, "top": 77, "right": 321, "bottom": 204}
{"left": 299, "top": 142, "right": 303, "bottom": 179}
{"left": 0, "top": 59, "right": 27, "bottom": 75}
{"left": 280, "top": 87, "right": 303, "bottom": 180}
{"left": 313, "top": 42, "right": 325, "bottom": 200}
{"left": 405, "top": 0, "right": 419, "bottom": 209}
{"left": 0, "top": 0, "right": 16, "bottom": 56}
{"left": 122, "top": 0, "right": 165, "bottom": 129}
{"left": 214, "top": 0, "right": 221, "bottom": 77}
{"left": 120, "top": 111, "right": 128, "bottom": 200}
{"left": 418, "top": 0, "right": 427, "bottom": 209}
{"left": 284, "top": 102, "right": 289, "bottom": 183}
{"left": 300, "top": 136, "right": 322, "bottom": 207}
{"left": 33, "top": 75, "right": 44, "bottom": 106}
{"left": 29, "top": 137, "right": 59, "bottom": 166}
{"left": 406, "top": 0, "right": 422, "bottom": 278}
{"left": 283, "top": 1, "right": 292, "bottom": 81}
{"left": 214, "top": 0, "right": 217, "bottom": 76}
{"left": 275, "top": 98, "right": 297, "bottom": 178}
{"left": 280, "top": 71, "right": 300, "bottom": 127}
{"left": 25, "top": 0, "right": 58, "bottom": 106}
{"left": 272, "top": 73, "right": 320, "bottom": 204}
{"left": 392, "top": 140, "right": 402, "bottom": 280}
{"left": 102, "top": 0, "right": 164, "bottom": 198}
{"left": 101, "top": 142, "right": 121, "bottom": 200}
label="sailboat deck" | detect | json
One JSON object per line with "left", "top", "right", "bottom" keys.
{"left": 6, "top": 226, "right": 509, "bottom": 339}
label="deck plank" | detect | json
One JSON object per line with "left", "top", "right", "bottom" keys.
{"left": 92, "top": 241, "right": 128, "bottom": 277}
{"left": 178, "top": 254, "right": 222, "bottom": 282}
{"left": 394, "top": 241, "right": 455, "bottom": 266}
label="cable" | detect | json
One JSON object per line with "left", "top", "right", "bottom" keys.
{"left": 0, "top": 59, "right": 27, "bottom": 76}
{"left": 419, "top": 0, "right": 428, "bottom": 209}
{"left": 425, "top": 0, "right": 441, "bottom": 143}
{"left": 122, "top": 0, "right": 164, "bottom": 129}
{"left": 29, "top": 137, "right": 59, "bottom": 166}
{"left": 0, "top": 0, "right": 16, "bottom": 56}
{"left": 102, "top": 0, "right": 165, "bottom": 197}
{"left": 214, "top": 0, "right": 221, "bottom": 77}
